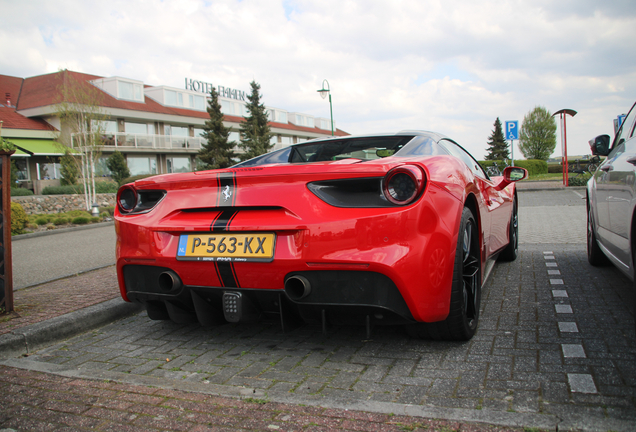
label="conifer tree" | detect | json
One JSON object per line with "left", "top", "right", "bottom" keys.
{"left": 238, "top": 81, "right": 273, "bottom": 161}
{"left": 484, "top": 118, "right": 510, "bottom": 161}
{"left": 106, "top": 150, "right": 131, "bottom": 186}
{"left": 198, "top": 87, "right": 236, "bottom": 169}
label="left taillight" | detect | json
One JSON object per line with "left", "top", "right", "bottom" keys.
{"left": 117, "top": 186, "right": 166, "bottom": 215}
{"left": 382, "top": 165, "right": 425, "bottom": 206}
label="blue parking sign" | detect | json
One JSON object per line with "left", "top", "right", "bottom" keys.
{"left": 505, "top": 121, "right": 519, "bottom": 140}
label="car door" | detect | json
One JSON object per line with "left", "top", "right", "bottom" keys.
{"left": 595, "top": 103, "right": 636, "bottom": 265}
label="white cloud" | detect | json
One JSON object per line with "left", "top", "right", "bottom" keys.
{"left": 1, "top": 0, "right": 635, "bottom": 158}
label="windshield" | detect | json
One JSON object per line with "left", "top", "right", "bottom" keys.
{"left": 232, "top": 134, "right": 447, "bottom": 168}
{"left": 289, "top": 136, "right": 414, "bottom": 162}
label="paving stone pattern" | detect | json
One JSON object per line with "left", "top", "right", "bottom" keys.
{"left": 4, "top": 188, "right": 636, "bottom": 431}
{"left": 18, "top": 243, "right": 636, "bottom": 429}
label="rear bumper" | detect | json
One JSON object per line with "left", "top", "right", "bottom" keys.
{"left": 122, "top": 265, "right": 415, "bottom": 326}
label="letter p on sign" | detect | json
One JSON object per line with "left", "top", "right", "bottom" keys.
{"left": 505, "top": 121, "right": 519, "bottom": 140}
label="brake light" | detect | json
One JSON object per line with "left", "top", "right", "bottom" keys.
{"left": 382, "top": 165, "right": 425, "bottom": 205}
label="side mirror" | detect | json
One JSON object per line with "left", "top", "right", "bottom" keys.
{"left": 495, "top": 166, "right": 528, "bottom": 191}
{"left": 589, "top": 135, "right": 610, "bottom": 156}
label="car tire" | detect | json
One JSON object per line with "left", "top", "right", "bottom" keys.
{"left": 587, "top": 202, "right": 609, "bottom": 266}
{"left": 407, "top": 207, "right": 481, "bottom": 341}
{"left": 499, "top": 196, "right": 519, "bottom": 262}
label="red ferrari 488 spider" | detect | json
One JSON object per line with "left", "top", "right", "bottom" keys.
{"left": 115, "top": 131, "right": 527, "bottom": 340}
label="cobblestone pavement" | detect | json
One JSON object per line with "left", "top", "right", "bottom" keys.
{"left": 0, "top": 267, "right": 119, "bottom": 336}
{"left": 2, "top": 189, "right": 636, "bottom": 431}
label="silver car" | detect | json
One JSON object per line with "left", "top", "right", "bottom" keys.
{"left": 587, "top": 102, "right": 636, "bottom": 298}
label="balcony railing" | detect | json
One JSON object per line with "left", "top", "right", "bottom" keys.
{"left": 99, "top": 133, "right": 205, "bottom": 150}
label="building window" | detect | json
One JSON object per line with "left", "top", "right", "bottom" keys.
{"left": 127, "top": 156, "right": 157, "bottom": 176}
{"left": 95, "top": 157, "right": 112, "bottom": 177}
{"left": 194, "top": 128, "right": 205, "bottom": 138}
{"left": 37, "top": 162, "right": 61, "bottom": 180}
{"left": 165, "top": 90, "right": 177, "bottom": 106}
{"left": 167, "top": 157, "right": 191, "bottom": 173}
{"left": 13, "top": 158, "right": 29, "bottom": 181}
{"left": 118, "top": 81, "right": 143, "bottom": 102}
{"left": 189, "top": 94, "right": 205, "bottom": 110}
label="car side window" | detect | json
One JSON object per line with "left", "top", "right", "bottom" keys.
{"left": 438, "top": 139, "right": 488, "bottom": 179}
{"left": 613, "top": 102, "right": 636, "bottom": 150}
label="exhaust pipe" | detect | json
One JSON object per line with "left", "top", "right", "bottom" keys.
{"left": 158, "top": 271, "right": 182, "bottom": 293}
{"left": 285, "top": 275, "right": 311, "bottom": 300}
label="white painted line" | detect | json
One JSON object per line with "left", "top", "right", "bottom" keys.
{"left": 571, "top": 190, "right": 585, "bottom": 199}
{"left": 548, "top": 269, "right": 561, "bottom": 275}
{"left": 544, "top": 256, "right": 556, "bottom": 260}
{"left": 555, "top": 305, "right": 573, "bottom": 314}
{"left": 546, "top": 263, "right": 558, "bottom": 267}
{"left": 552, "top": 290, "right": 568, "bottom": 298}
{"left": 550, "top": 279, "right": 564, "bottom": 285}
{"left": 543, "top": 251, "right": 554, "bottom": 255}
{"left": 568, "top": 374, "right": 597, "bottom": 394}
{"left": 559, "top": 322, "right": 579, "bottom": 333}
{"left": 562, "top": 344, "right": 586, "bottom": 358}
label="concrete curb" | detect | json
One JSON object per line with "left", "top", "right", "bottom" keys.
{"left": 12, "top": 221, "right": 115, "bottom": 241}
{"left": 0, "top": 298, "right": 142, "bottom": 359}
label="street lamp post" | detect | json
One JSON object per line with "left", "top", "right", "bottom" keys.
{"left": 552, "top": 109, "right": 577, "bottom": 187}
{"left": 317, "top": 80, "right": 334, "bottom": 136}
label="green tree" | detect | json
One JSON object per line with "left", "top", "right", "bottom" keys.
{"left": 106, "top": 151, "right": 131, "bottom": 186}
{"left": 198, "top": 87, "right": 236, "bottom": 169}
{"left": 518, "top": 106, "right": 557, "bottom": 160}
{"left": 239, "top": 81, "right": 274, "bottom": 161}
{"left": 484, "top": 118, "right": 510, "bottom": 161}
{"left": 60, "top": 152, "right": 80, "bottom": 185}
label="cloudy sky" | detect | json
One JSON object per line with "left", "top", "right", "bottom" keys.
{"left": 2, "top": 0, "right": 635, "bottom": 159}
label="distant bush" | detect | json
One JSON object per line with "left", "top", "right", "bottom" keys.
{"left": 11, "top": 202, "right": 28, "bottom": 235}
{"left": 513, "top": 159, "right": 548, "bottom": 177}
{"left": 548, "top": 164, "right": 563, "bottom": 174}
{"left": 42, "top": 181, "right": 118, "bottom": 195}
{"left": 90, "top": 217, "right": 100, "bottom": 223}
{"left": 53, "top": 217, "right": 69, "bottom": 225}
{"left": 568, "top": 175, "right": 591, "bottom": 187}
{"left": 71, "top": 216, "right": 90, "bottom": 225}
{"left": 11, "top": 187, "right": 34, "bottom": 196}
{"left": 66, "top": 210, "right": 92, "bottom": 218}
{"left": 34, "top": 217, "right": 48, "bottom": 226}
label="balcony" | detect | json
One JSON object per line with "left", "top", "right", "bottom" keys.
{"left": 98, "top": 133, "right": 205, "bottom": 150}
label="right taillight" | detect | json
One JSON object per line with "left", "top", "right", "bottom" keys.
{"left": 382, "top": 165, "right": 425, "bottom": 205}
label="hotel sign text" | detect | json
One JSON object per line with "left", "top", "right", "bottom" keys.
{"left": 185, "top": 78, "right": 246, "bottom": 101}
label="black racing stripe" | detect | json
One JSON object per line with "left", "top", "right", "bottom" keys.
{"left": 210, "top": 209, "right": 239, "bottom": 232}
{"left": 210, "top": 208, "right": 241, "bottom": 288}
{"left": 217, "top": 262, "right": 239, "bottom": 288}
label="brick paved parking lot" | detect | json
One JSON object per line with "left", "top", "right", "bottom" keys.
{"left": 3, "top": 189, "right": 636, "bottom": 431}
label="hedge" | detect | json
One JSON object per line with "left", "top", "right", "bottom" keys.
{"left": 42, "top": 181, "right": 118, "bottom": 195}
{"left": 478, "top": 159, "right": 547, "bottom": 176}
{"left": 11, "top": 187, "right": 34, "bottom": 196}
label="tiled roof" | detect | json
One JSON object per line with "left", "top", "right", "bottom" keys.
{"left": 0, "top": 74, "right": 57, "bottom": 132}
{"left": 15, "top": 70, "right": 349, "bottom": 136}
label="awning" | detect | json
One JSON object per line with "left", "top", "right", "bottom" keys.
{"left": 8, "top": 139, "right": 69, "bottom": 157}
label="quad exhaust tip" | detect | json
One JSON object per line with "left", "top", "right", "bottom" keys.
{"left": 285, "top": 275, "right": 311, "bottom": 300}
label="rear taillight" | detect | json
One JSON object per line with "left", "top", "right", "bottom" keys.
{"left": 382, "top": 165, "right": 425, "bottom": 205}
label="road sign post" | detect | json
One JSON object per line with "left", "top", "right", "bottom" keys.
{"left": 505, "top": 121, "right": 519, "bottom": 165}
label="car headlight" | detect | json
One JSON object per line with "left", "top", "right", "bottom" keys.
{"left": 117, "top": 186, "right": 166, "bottom": 215}
{"left": 382, "top": 165, "right": 425, "bottom": 205}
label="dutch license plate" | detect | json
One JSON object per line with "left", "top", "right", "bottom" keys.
{"left": 176, "top": 233, "right": 276, "bottom": 262}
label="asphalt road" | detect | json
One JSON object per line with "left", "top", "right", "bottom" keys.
{"left": 11, "top": 224, "right": 117, "bottom": 289}
{"left": 6, "top": 188, "right": 635, "bottom": 431}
